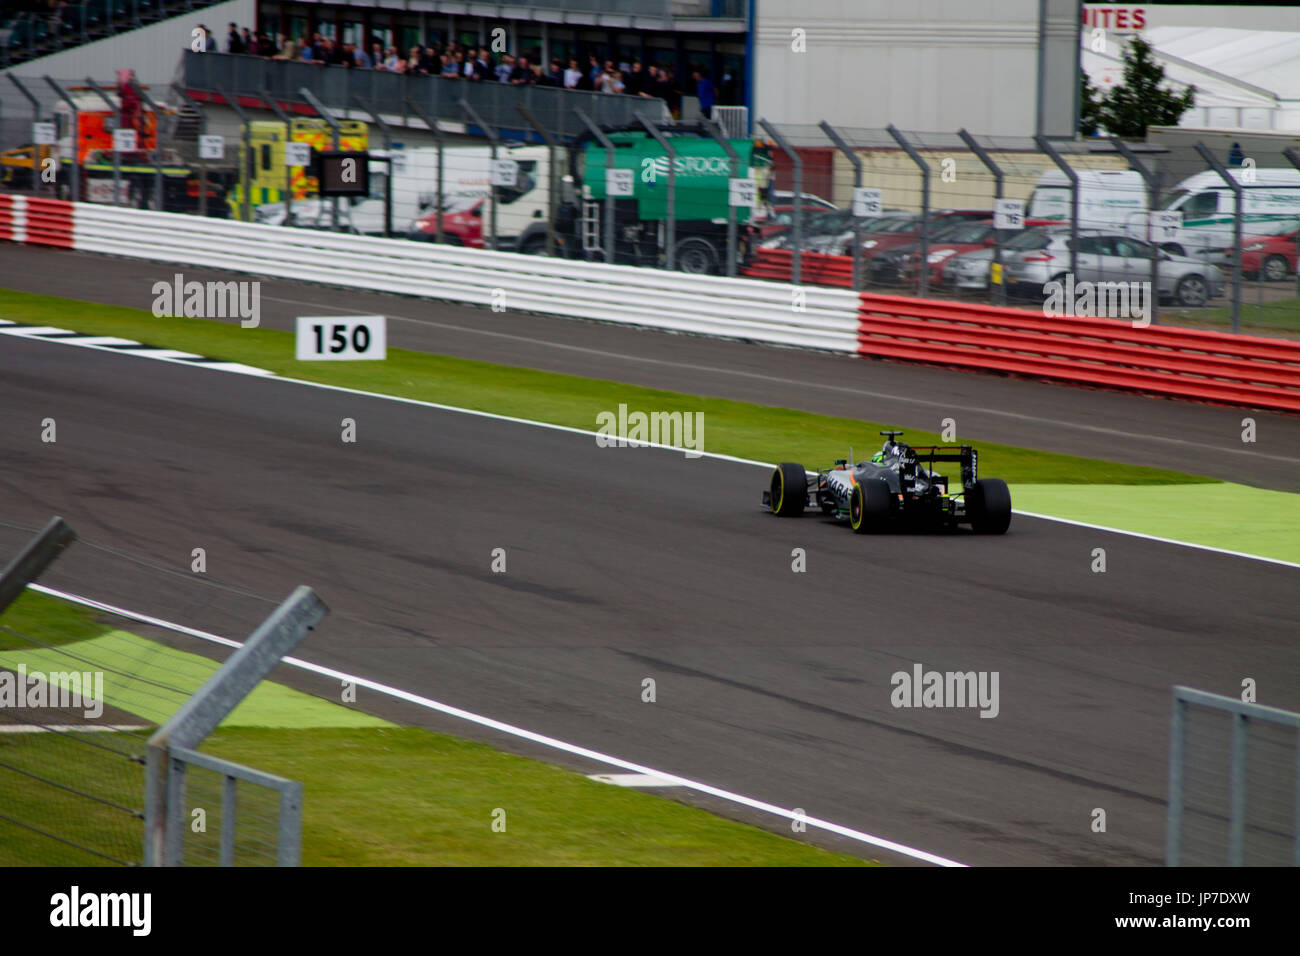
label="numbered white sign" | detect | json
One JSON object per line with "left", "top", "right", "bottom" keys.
{"left": 729, "top": 177, "right": 756, "bottom": 207}
{"left": 852, "top": 187, "right": 883, "bottom": 218}
{"left": 199, "top": 134, "right": 224, "bottom": 160}
{"left": 489, "top": 158, "right": 518, "bottom": 187}
{"left": 1148, "top": 211, "right": 1182, "bottom": 241}
{"left": 112, "top": 129, "right": 138, "bottom": 153}
{"left": 285, "top": 142, "right": 312, "bottom": 167}
{"left": 606, "top": 168, "right": 634, "bottom": 197}
{"left": 32, "top": 122, "right": 56, "bottom": 146}
{"left": 296, "top": 315, "right": 387, "bottom": 361}
{"left": 994, "top": 198, "right": 1025, "bottom": 230}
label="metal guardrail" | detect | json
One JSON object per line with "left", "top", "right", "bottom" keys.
{"left": 181, "top": 52, "right": 670, "bottom": 143}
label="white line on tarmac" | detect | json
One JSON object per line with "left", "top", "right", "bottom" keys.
{"left": 27, "top": 582, "right": 967, "bottom": 867}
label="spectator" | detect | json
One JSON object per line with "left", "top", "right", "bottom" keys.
{"left": 588, "top": 54, "right": 602, "bottom": 84}
{"left": 276, "top": 37, "right": 298, "bottom": 61}
{"left": 541, "top": 58, "right": 564, "bottom": 87}
{"left": 474, "top": 48, "right": 493, "bottom": 81}
{"left": 226, "top": 23, "right": 243, "bottom": 54}
{"left": 691, "top": 66, "right": 715, "bottom": 118}
{"left": 241, "top": 27, "right": 253, "bottom": 53}
{"left": 382, "top": 45, "right": 401, "bottom": 71}
{"left": 510, "top": 56, "right": 536, "bottom": 85}
{"left": 660, "top": 66, "right": 681, "bottom": 116}
{"left": 258, "top": 33, "right": 277, "bottom": 58}
{"left": 597, "top": 65, "right": 624, "bottom": 94}
{"left": 638, "top": 65, "right": 660, "bottom": 98}
{"left": 563, "top": 57, "right": 582, "bottom": 89}
{"left": 369, "top": 41, "right": 384, "bottom": 69}
{"left": 496, "top": 53, "right": 515, "bottom": 83}
{"left": 623, "top": 59, "right": 646, "bottom": 96}
{"left": 440, "top": 52, "right": 458, "bottom": 77}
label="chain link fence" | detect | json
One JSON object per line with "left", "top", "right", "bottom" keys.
{"left": 0, "top": 517, "right": 320, "bottom": 866}
{"left": 1167, "top": 686, "right": 1300, "bottom": 867}
{"left": 4, "top": 63, "right": 1298, "bottom": 336}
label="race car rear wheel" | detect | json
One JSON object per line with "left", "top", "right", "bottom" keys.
{"left": 770, "top": 462, "right": 807, "bottom": 516}
{"left": 968, "top": 478, "right": 1012, "bottom": 534}
{"left": 849, "top": 478, "right": 890, "bottom": 534}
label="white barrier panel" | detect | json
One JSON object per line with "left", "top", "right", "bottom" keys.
{"left": 69, "top": 204, "right": 863, "bottom": 354}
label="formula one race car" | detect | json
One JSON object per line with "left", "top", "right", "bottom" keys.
{"left": 762, "top": 431, "right": 1012, "bottom": 534}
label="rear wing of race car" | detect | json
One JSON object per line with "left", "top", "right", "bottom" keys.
{"left": 909, "top": 445, "right": 978, "bottom": 489}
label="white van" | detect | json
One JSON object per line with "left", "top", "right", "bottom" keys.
{"left": 1158, "top": 168, "right": 1300, "bottom": 260}
{"left": 1026, "top": 169, "right": 1149, "bottom": 232}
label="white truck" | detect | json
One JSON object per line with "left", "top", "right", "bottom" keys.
{"left": 254, "top": 142, "right": 555, "bottom": 247}
{"left": 1026, "top": 166, "right": 1300, "bottom": 262}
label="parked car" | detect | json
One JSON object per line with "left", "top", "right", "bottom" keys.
{"left": 899, "top": 220, "right": 1025, "bottom": 286}
{"left": 1002, "top": 232, "right": 1225, "bottom": 307}
{"left": 945, "top": 227, "right": 1070, "bottom": 290}
{"left": 757, "top": 202, "right": 843, "bottom": 239}
{"left": 1217, "top": 218, "right": 1300, "bottom": 281}
{"left": 856, "top": 209, "right": 995, "bottom": 274}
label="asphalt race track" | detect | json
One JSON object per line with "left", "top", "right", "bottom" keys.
{"left": 3, "top": 244, "right": 1300, "bottom": 492}
{"left": 2, "top": 304, "right": 1297, "bottom": 865}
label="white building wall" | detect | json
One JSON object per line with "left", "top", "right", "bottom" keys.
{"left": 752, "top": 0, "right": 1064, "bottom": 137}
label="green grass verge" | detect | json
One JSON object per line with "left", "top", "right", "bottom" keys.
{"left": 0, "top": 589, "right": 115, "bottom": 651}
{"left": 0, "top": 288, "right": 1211, "bottom": 485}
{"left": 0, "top": 594, "right": 872, "bottom": 866}
{"left": 1187, "top": 296, "right": 1300, "bottom": 334}
{"left": 1011, "top": 483, "right": 1300, "bottom": 564}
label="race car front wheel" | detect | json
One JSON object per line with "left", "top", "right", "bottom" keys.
{"left": 770, "top": 462, "right": 807, "bottom": 517}
{"left": 849, "top": 478, "right": 890, "bottom": 534}
{"left": 968, "top": 478, "right": 1012, "bottom": 534}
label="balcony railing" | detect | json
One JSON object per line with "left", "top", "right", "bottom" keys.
{"left": 181, "top": 52, "right": 671, "bottom": 141}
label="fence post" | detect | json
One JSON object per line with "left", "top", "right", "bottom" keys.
{"left": 0, "top": 517, "right": 76, "bottom": 616}
{"left": 703, "top": 117, "right": 740, "bottom": 277}
{"left": 261, "top": 89, "right": 296, "bottom": 225}
{"left": 216, "top": 85, "right": 252, "bottom": 223}
{"left": 1109, "top": 136, "right": 1164, "bottom": 327}
{"left": 760, "top": 119, "right": 802, "bottom": 285}
{"left": 1194, "top": 142, "right": 1243, "bottom": 333}
{"left": 888, "top": 125, "right": 930, "bottom": 298}
{"left": 460, "top": 99, "right": 500, "bottom": 251}
{"left": 405, "top": 97, "right": 445, "bottom": 245}
{"left": 1280, "top": 147, "right": 1300, "bottom": 304}
{"left": 1165, "top": 687, "right": 1186, "bottom": 866}
{"left": 44, "top": 77, "right": 80, "bottom": 202}
{"left": 638, "top": 116, "right": 677, "bottom": 272}
{"left": 820, "top": 120, "right": 863, "bottom": 290}
{"left": 299, "top": 87, "right": 342, "bottom": 231}
{"left": 516, "top": 104, "right": 560, "bottom": 257}
{"left": 145, "top": 586, "right": 328, "bottom": 866}
{"left": 1034, "top": 134, "right": 1079, "bottom": 284}
{"left": 575, "top": 109, "right": 616, "bottom": 265}
{"left": 958, "top": 129, "right": 1008, "bottom": 306}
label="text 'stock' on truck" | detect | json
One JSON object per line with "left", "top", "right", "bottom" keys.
{"left": 558, "top": 123, "right": 774, "bottom": 274}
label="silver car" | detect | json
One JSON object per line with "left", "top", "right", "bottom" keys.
{"left": 1001, "top": 231, "right": 1225, "bottom": 307}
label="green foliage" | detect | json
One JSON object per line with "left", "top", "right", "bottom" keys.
{"left": 1098, "top": 37, "right": 1196, "bottom": 138}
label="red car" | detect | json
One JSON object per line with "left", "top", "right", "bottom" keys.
{"left": 1233, "top": 223, "right": 1299, "bottom": 281}
{"left": 408, "top": 199, "right": 486, "bottom": 247}
{"left": 856, "top": 209, "right": 993, "bottom": 261}
{"left": 899, "top": 218, "right": 1060, "bottom": 286}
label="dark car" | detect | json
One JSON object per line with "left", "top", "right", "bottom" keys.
{"left": 762, "top": 432, "right": 1012, "bottom": 534}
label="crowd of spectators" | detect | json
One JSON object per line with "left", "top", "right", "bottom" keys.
{"left": 198, "top": 22, "right": 724, "bottom": 117}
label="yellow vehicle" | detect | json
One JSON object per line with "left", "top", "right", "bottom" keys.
{"left": 228, "top": 118, "right": 368, "bottom": 220}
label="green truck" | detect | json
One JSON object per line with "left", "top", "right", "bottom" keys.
{"left": 559, "top": 124, "right": 773, "bottom": 274}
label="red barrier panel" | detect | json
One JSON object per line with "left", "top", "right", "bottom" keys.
{"left": 857, "top": 292, "right": 1300, "bottom": 413}
{"left": 742, "top": 248, "right": 854, "bottom": 287}
{"left": 22, "top": 197, "right": 74, "bottom": 249}
{"left": 0, "top": 194, "right": 23, "bottom": 243}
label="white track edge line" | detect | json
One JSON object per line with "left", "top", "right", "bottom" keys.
{"left": 25, "top": 581, "right": 966, "bottom": 867}
{"left": 12, "top": 324, "right": 1296, "bottom": 569}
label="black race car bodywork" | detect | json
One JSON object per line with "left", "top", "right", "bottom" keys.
{"left": 761, "top": 432, "right": 1012, "bottom": 534}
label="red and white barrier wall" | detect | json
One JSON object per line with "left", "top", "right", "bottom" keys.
{"left": 3, "top": 195, "right": 1298, "bottom": 412}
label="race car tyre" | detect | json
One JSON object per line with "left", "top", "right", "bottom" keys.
{"left": 968, "top": 478, "right": 1012, "bottom": 534}
{"left": 849, "top": 478, "right": 890, "bottom": 534}
{"left": 1175, "top": 274, "right": 1209, "bottom": 307}
{"left": 1264, "top": 255, "right": 1289, "bottom": 282}
{"left": 769, "top": 462, "right": 807, "bottom": 517}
